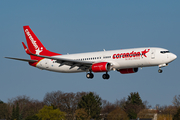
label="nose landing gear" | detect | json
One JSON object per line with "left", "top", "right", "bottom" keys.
{"left": 158, "top": 63, "right": 168, "bottom": 73}
{"left": 158, "top": 68, "right": 163, "bottom": 73}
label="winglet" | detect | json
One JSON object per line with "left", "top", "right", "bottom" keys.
{"left": 22, "top": 42, "right": 32, "bottom": 55}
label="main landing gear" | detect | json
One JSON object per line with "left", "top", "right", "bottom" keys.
{"left": 86, "top": 72, "right": 94, "bottom": 79}
{"left": 102, "top": 72, "right": 110, "bottom": 79}
{"left": 86, "top": 72, "right": 110, "bottom": 79}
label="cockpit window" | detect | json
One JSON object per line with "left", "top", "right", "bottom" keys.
{"left": 160, "top": 51, "right": 170, "bottom": 54}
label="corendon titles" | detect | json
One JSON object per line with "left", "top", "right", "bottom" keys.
{"left": 112, "top": 49, "right": 150, "bottom": 60}
{"left": 25, "top": 29, "right": 39, "bottom": 50}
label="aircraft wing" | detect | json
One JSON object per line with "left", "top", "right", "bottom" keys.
{"left": 31, "top": 53, "right": 93, "bottom": 69}
{"left": 22, "top": 42, "right": 93, "bottom": 70}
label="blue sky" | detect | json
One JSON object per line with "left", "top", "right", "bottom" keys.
{"left": 1, "top": 1, "right": 180, "bottom": 107}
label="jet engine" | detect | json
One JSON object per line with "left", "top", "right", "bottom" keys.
{"left": 91, "top": 62, "right": 111, "bottom": 72}
{"left": 118, "top": 68, "right": 138, "bottom": 74}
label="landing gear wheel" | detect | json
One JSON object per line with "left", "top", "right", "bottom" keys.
{"left": 158, "top": 69, "right": 163, "bottom": 73}
{"left": 102, "top": 74, "right": 110, "bottom": 79}
{"left": 86, "top": 73, "right": 94, "bottom": 79}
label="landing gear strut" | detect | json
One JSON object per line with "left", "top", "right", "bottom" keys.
{"left": 158, "top": 68, "right": 163, "bottom": 73}
{"left": 86, "top": 72, "right": 94, "bottom": 79}
{"left": 102, "top": 72, "right": 110, "bottom": 79}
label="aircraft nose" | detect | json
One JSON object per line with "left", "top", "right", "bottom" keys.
{"left": 171, "top": 53, "right": 177, "bottom": 61}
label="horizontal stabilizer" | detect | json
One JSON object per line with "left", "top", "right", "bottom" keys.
{"left": 22, "top": 42, "right": 31, "bottom": 55}
{"left": 5, "top": 57, "right": 38, "bottom": 62}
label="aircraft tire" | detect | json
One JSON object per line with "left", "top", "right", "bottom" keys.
{"left": 158, "top": 69, "right": 163, "bottom": 73}
{"left": 102, "top": 74, "right": 110, "bottom": 79}
{"left": 86, "top": 73, "right": 94, "bottom": 79}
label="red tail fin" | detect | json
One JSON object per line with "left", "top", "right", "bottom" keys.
{"left": 23, "top": 26, "right": 61, "bottom": 60}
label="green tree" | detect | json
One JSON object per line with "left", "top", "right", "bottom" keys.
{"left": 8, "top": 95, "right": 44, "bottom": 120}
{"left": 173, "top": 107, "right": 180, "bottom": 120}
{"left": 25, "top": 115, "right": 40, "bottom": 120}
{"left": 0, "top": 100, "right": 3, "bottom": 104}
{"left": 15, "top": 102, "right": 20, "bottom": 120}
{"left": 78, "top": 92, "right": 102, "bottom": 119}
{"left": 12, "top": 105, "right": 16, "bottom": 120}
{"left": 11, "top": 102, "right": 20, "bottom": 120}
{"left": 123, "top": 92, "right": 145, "bottom": 119}
{"left": 0, "top": 100, "right": 8, "bottom": 119}
{"left": 36, "top": 105, "right": 66, "bottom": 120}
{"left": 43, "top": 91, "right": 86, "bottom": 119}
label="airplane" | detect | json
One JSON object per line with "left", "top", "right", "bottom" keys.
{"left": 5, "top": 26, "right": 177, "bottom": 79}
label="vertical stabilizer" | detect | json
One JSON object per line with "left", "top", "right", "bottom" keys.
{"left": 23, "top": 26, "right": 60, "bottom": 58}
{"left": 23, "top": 26, "right": 61, "bottom": 66}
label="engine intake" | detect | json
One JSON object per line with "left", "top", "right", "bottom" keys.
{"left": 91, "top": 62, "right": 111, "bottom": 72}
{"left": 118, "top": 68, "right": 138, "bottom": 74}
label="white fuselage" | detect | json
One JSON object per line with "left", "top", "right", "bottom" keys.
{"left": 5, "top": 26, "right": 177, "bottom": 79}
{"left": 36, "top": 47, "right": 177, "bottom": 73}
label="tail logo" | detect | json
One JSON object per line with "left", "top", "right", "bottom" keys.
{"left": 35, "top": 47, "right": 43, "bottom": 55}
{"left": 25, "top": 29, "right": 43, "bottom": 55}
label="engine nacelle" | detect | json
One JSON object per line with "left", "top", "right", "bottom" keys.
{"left": 118, "top": 68, "right": 138, "bottom": 74}
{"left": 91, "top": 62, "right": 111, "bottom": 72}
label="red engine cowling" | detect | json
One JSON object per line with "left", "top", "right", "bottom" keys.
{"left": 118, "top": 68, "right": 138, "bottom": 74}
{"left": 91, "top": 62, "right": 111, "bottom": 72}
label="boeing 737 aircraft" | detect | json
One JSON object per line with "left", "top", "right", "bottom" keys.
{"left": 5, "top": 26, "right": 177, "bottom": 79}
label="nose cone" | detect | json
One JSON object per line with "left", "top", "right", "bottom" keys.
{"left": 171, "top": 53, "right": 177, "bottom": 61}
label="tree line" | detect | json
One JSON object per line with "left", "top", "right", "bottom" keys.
{"left": 0, "top": 91, "right": 180, "bottom": 120}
